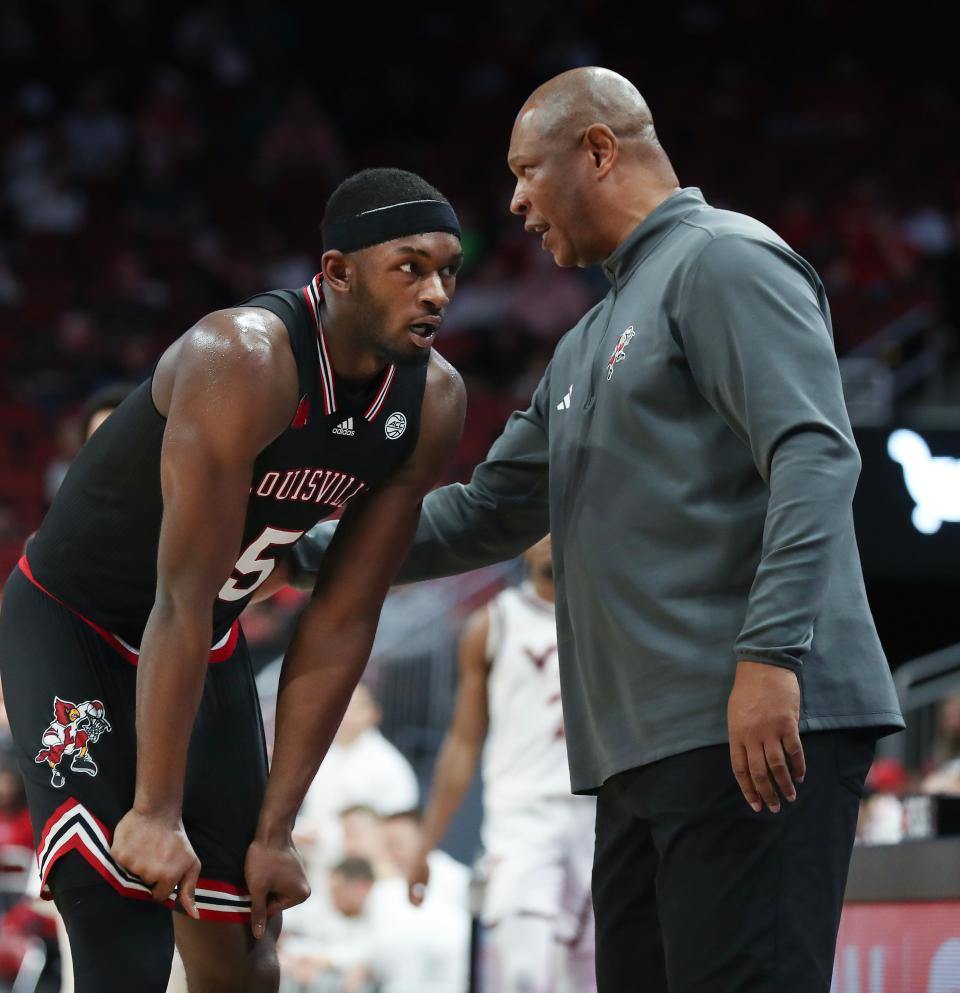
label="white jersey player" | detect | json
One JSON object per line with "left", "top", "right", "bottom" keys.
{"left": 409, "top": 537, "right": 596, "bottom": 993}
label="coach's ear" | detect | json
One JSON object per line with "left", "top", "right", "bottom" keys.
{"left": 320, "top": 250, "right": 350, "bottom": 293}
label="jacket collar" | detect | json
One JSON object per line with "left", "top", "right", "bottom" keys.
{"left": 601, "top": 187, "right": 706, "bottom": 289}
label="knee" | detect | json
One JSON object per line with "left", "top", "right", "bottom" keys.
{"left": 250, "top": 947, "right": 280, "bottom": 993}
{"left": 185, "top": 941, "right": 279, "bottom": 993}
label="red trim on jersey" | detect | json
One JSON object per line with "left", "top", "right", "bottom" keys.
{"left": 18, "top": 556, "right": 239, "bottom": 667}
{"left": 291, "top": 394, "right": 311, "bottom": 429}
{"left": 304, "top": 275, "right": 337, "bottom": 415}
{"left": 364, "top": 363, "right": 397, "bottom": 422}
{"left": 302, "top": 284, "right": 318, "bottom": 324}
{"left": 35, "top": 800, "right": 252, "bottom": 919}
{"left": 316, "top": 329, "right": 337, "bottom": 415}
{"left": 302, "top": 273, "right": 396, "bottom": 422}
{"left": 196, "top": 877, "right": 247, "bottom": 896}
{"left": 36, "top": 797, "right": 83, "bottom": 856}
{"left": 42, "top": 835, "right": 168, "bottom": 906}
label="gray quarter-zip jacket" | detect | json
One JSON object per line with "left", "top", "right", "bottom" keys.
{"left": 295, "top": 187, "right": 904, "bottom": 792}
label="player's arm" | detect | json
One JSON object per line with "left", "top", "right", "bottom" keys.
{"left": 246, "top": 353, "right": 466, "bottom": 937}
{"left": 110, "top": 311, "right": 297, "bottom": 915}
{"left": 285, "top": 359, "right": 554, "bottom": 590}
{"left": 408, "top": 605, "right": 490, "bottom": 905}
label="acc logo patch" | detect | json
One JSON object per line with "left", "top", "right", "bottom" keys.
{"left": 35, "top": 696, "right": 112, "bottom": 789}
{"left": 606, "top": 326, "right": 636, "bottom": 381}
{"left": 385, "top": 412, "right": 407, "bottom": 440}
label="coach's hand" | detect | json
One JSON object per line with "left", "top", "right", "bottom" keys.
{"left": 727, "top": 660, "right": 806, "bottom": 814}
{"left": 111, "top": 808, "right": 201, "bottom": 918}
{"left": 245, "top": 836, "right": 310, "bottom": 939}
{"left": 407, "top": 849, "right": 431, "bottom": 906}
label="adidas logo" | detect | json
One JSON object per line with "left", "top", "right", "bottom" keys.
{"left": 556, "top": 385, "right": 573, "bottom": 411}
{"left": 332, "top": 417, "right": 355, "bottom": 437}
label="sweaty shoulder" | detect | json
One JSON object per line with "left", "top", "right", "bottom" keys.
{"left": 419, "top": 348, "right": 467, "bottom": 444}
{"left": 396, "top": 350, "right": 466, "bottom": 486}
{"left": 425, "top": 347, "right": 466, "bottom": 410}
{"left": 153, "top": 307, "right": 299, "bottom": 425}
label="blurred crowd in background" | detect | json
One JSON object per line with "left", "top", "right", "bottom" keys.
{"left": 1, "top": 1, "right": 958, "bottom": 990}
{"left": 1, "top": 0, "right": 959, "bottom": 574}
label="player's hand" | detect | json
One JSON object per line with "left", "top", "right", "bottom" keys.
{"left": 245, "top": 836, "right": 310, "bottom": 939}
{"left": 727, "top": 660, "right": 806, "bottom": 814}
{"left": 111, "top": 808, "right": 201, "bottom": 918}
{"left": 407, "top": 849, "right": 431, "bottom": 906}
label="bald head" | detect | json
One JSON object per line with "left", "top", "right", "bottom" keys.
{"left": 507, "top": 67, "right": 679, "bottom": 268}
{"left": 520, "top": 67, "right": 658, "bottom": 154}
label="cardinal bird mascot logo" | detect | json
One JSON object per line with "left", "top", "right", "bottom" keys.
{"left": 35, "top": 697, "right": 112, "bottom": 789}
{"left": 606, "top": 326, "right": 636, "bottom": 381}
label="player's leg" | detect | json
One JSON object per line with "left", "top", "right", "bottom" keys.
{"left": 172, "top": 912, "right": 281, "bottom": 993}
{"left": 481, "top": 804, "right": 570, "bottom": 993}
{"left": 177, "top": 632, "right": 279, "bottom": 993}
{"left": 52, "top": 858, "right": 175, "bottom": 993}
{"left": 0, "top": 566, "right": 171, "bottom": 991}
{"left": 646, "top": 732, "right": 875, "bottom": 993}
{"left": 555, "top": 798, "right": 597, "bottom": 993}
{"left": 560, "top": 931, "right": 598, "bottom": 993}
{"left": 485, "top": 912, "right": 559, "bottom": 993}
{"left": 591, "top": 773, "right": 667, "bottom": 993}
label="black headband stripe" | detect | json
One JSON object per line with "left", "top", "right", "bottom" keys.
{"left": 323, "top": 199, "right": 461, "bottom": 253}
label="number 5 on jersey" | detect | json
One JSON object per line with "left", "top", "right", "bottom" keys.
{"left": 218, "top": 526, "right": 304, "bottom": 602}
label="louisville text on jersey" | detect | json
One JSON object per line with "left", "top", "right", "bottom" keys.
{"left": 251, "top": 467, "right": 369, "bottom": 508}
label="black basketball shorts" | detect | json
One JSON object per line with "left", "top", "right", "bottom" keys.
{"left": 0, "top": 560, "right": 268, "bottom": 921}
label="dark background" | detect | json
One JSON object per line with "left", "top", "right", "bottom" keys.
{"left": 1, "top": 0, "right": 958, "bottom": 666}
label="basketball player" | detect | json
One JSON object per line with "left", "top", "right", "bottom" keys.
{"left": 0, "top": 168, "right": 466, "bottom": 993}
{"left": 409, "top": 537, "right": 595, "bottom": 993}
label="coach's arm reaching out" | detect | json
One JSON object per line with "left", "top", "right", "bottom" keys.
{"left": 245, "top": 352, "right": 465, "bottom": 938}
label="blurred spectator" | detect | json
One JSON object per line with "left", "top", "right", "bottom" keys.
{"left": 137, "top": 70, "right": 199, "bottom": 172}
{"left": 295, "top": 683, "right": 418, "bottom": 876}
{"left": 63, "top": 82, "right": 130, "bottom": 179}
{"left": 0, "top": 680, "right": 11, "bottom": 754}
{"left": 901, "top": 204, "right": 954, "bottom": 259}
{"left": 334, "top": 806, "right": 470, "bottom": 993}
{"left": 257, "top": 90, "right": 346, "bottom": 185}
{"left": 0, "top": 758, "right": 33, "bottom": 912}
{"left": 43, "top": 417, "right": 81, "bottom": 504}
{"left": 79, "top": 382, "right": 136, "bottom": 441}
{"left": 363, "top": 880, "right": 470, "bottom": 993}
{"left": 917, "top": 694, "right": 960, "bottom": 796}
{"left": 856, "top": 758, "right": 907, "bottom": 845}
{"left": 931, "top": 693, "right": 960, "bottom": 767}
{"left": 338, "top": 805, "right": 396, "bottom": 881}
{"left": 280, "top": 856, "right": 377, "bottom": 993}
{"left": 381, "top": 810, "right": 469, "bottom": 912}
{"left": 920, "top": 759, "right": 960, "bottom": 797}
{"left": 9, "top": 167, "right": 86, "bottom": 235}
{"left": 0, "top": 253, "right": 23, "bottom": 307}
{"left": 0, "top": 4, "right": 955, "bottom": 580}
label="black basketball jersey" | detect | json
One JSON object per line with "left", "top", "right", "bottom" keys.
{"left": 26, "top": 275, "right": 428, "bottom": 649}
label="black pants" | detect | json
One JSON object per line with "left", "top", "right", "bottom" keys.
{"left": 592, "top": 730, "right": 875, "bottom": 993}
